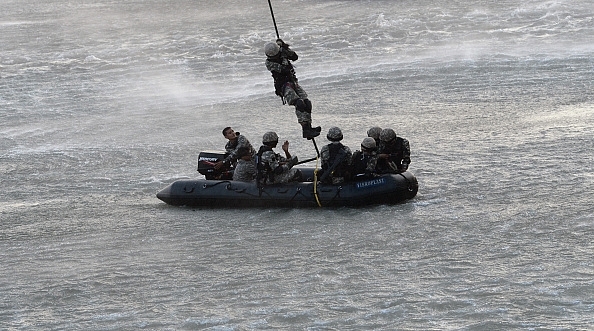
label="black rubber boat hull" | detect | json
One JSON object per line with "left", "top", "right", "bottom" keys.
{"left": 156, "top": 170, "right": 418, "bottom": 208}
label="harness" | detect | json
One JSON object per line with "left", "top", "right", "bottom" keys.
{"left": 268, "top": 55, "right": 297, "bottom": 103}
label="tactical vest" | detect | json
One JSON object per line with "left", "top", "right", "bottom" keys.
{"left": 267, "top": 56, "right": 296, "bottom": 96}
{"left": 325, "top": 143, "right": 350, "bottom": 178}
{"left": 256, "top": 145, "right": 275, "bottom": 183}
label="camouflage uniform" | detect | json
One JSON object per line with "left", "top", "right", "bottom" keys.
{"left": 232, "top": 159, "right": 256, "bottom": 182}
{"left": 223, "top": 134, "right": 256, "bottom": 167}
{"left": 258, "top": 147, "right": 299, "bottom": 184}
{"left": 320, "top": 142, "right": 353, "bottom": 184}
{"left": 265, "top": 45, "right": 311, "bottom": 124}
{"left": 351, "top": 150, "right": 378, "bottom": 178}
{"left": 377, "top": 137, "right": 411, "bottom": 173}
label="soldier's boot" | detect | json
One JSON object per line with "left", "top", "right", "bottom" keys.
{"left": 301, "top": 122, "right": 320, "bottom": 139}
{"left": 291, "top": 169, "right": 303, "bottom": 182}
{"left": 302, "top": 99, "right": 321, "bottom": 133}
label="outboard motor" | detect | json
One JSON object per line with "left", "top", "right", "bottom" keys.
{"left": 197, "top": 151, "right": 233, "bottom": 180}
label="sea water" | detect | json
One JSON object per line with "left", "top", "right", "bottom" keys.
{"left": 1, "top": 0, "right": 593, "bottom": 329}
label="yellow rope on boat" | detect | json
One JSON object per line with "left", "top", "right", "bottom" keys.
{"left": 313, "top": 156, "right": 322, "bottom": 207}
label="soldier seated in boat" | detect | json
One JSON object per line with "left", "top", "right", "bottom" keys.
{"left": 214, "top": 127, "right": 256, "bottom": 172}
{"left": 232, "top": 147, "right": 257, "bottom": 182}
{"left": 319, "top": 127, "right": 353, "bottom": 184}
{"left": 351, "top": 137, "right": 379, "bottom": 179}
{"left": 376, "top": 128, "right": 411, "bottom": 173}
{"left": 256, "top": 131, "right": 302, "bottom": 184}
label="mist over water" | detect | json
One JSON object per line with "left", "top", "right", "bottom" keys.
{"left": 1, "top": 0, "right": 593, "bottom": 329}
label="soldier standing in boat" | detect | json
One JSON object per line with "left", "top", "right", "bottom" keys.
{"left": 264, "top": 39, "right": 321, "bottom": 139}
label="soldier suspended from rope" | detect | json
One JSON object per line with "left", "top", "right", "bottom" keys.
{"left": 264, "top": 39, "right": 321, "bottom": 140}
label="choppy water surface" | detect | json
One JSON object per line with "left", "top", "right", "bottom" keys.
{"left": 1, "top": 0, "right": 593, "bottom": 329}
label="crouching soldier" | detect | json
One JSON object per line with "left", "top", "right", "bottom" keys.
{"left": 377, "top": 128, "right": 411, "bottom": 173}
{"left": 351, "top": 137, "right": 379, "bottom": 179}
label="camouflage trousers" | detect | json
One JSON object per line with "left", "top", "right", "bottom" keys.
{"left": 271, "top": 168, "right": 299, "bottom": 184}
{"left": 283, "top": 82, "right": 311, "bottom": 123}
{"left": 232, "top": 159, "right": 256, "bottom": 182}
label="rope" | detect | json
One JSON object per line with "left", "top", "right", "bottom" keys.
{"left": 313, "top": 156, "right": 322, "bottom": 207}
{"left": 267, "top": 0, "right": 280, "bottom": 39}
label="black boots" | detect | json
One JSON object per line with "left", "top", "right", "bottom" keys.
{"left": 301, "top": 122, "right": 321, "bottom": 139}
{"left": 295, "top": 99, "right": 320, "bottom": 139}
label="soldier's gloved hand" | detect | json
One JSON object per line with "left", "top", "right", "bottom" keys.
{"left": 276, "top": 38, "right": 288, "bottom": 47}
{"left": 279, "top": 47, "right": 291, "bottom": 58}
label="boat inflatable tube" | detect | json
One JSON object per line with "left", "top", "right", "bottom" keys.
{"left": 158, "top": 152, "right": 418, "bottom": 207}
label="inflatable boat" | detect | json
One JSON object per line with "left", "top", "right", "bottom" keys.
{"left": 156, "top": 151, "right": 418, "bottom": 208}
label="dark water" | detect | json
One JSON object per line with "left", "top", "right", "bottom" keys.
{"left": 1, "top": 0, "right": 593, "bottom": 329}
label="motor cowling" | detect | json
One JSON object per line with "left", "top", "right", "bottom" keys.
{"left": 197, "top": 151, "right": 233, "bottom": 180}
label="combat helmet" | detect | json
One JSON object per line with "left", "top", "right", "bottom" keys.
{"left": 262, "top": 131, "right": 279, "bottom": 144}
{"left": 326, "top": 126, "right": 343, "bottom": 142}
{"left": 379, "top": 128, "right": 396, "bottom": 142}
{"left": 361, "top": 137, "right": 377, "bottom": 150}
{"left": 264, "top": 42, "right": 280, "bottom": 57}
{"left": 367, "top": 127, "right": 382, "bottom": 140}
